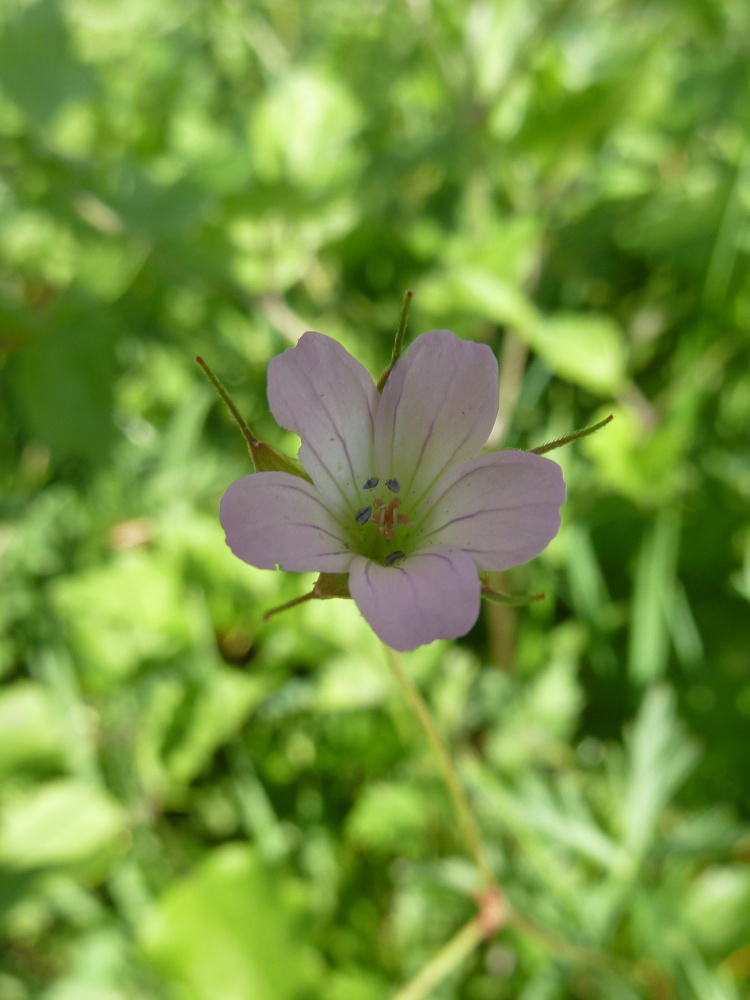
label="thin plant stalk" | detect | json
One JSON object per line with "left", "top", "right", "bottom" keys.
{"left": 530, "top": 413, "right": 614, "bottom": 455}
{"left": 392, "top": 916, "right": 486, "bottom": 1000}
{"left": 376, "top": 290, "right": 413, "bottom": 392}
{"left": 383, "top": 644, "right": 494, "bottom": 887}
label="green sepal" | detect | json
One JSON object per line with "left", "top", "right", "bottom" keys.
{"left": 196, "top": 356, "right": 311, "bottom": 481}
{"left": 376, "top": 290, "right": 413, "bottom": 393}
{"left": 262, "top": 573, "right": 351, "bottom": 623}
{"left": 251, "top": 441, "right": 310, "bottom": 480}
{"left": 530, "top": 413, "right": 614, "bottom": 455}
{"left": 312, "top": 572, "right": 351, "bottom": 600}
{"left": 480, "top": 579, "right": 545, "bottom": 606}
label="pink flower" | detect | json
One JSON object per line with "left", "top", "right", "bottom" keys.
{"left": 220, "top": 330, "right": 565, "bottom": 651}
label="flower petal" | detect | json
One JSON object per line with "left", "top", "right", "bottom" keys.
{"left": 418, "top": 451, "right": 566, "bottom": 571}
{"left": 220, "top": 472, "right": 354, "bottom": 573}
{"left": 374, "top": 330, "right": 498, "bottom": 508}
{"left": 267, "top": 332, "right": 379, "bottom": 516}
{"left": 348, "top": 545, "right": 481, "bottom": 651}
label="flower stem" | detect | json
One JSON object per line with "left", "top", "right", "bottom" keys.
{"left": 262, "top": 591, "right": 316, "bottom": 622}
{"left": 392, "top": 916, "right": 486, "bottom": 1000}
{"left": 383, "top": 645, "right": 494, "bottom": 887}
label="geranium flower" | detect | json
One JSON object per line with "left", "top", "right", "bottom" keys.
{"left": 220, "top": 329, "right": 565, "bottom": 651}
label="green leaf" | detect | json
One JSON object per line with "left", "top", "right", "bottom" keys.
{"left": 524, "top": 312, "right": 628, "bottom": 395}
{"left": 0, "top": 0, "right": 96, "bottom": 125}
{"left": 345, "top": 782, "right": 433, "bottom": 857}
{"left": 140, "top": 844, "right": 319, "bottom": 1000}
{"left": 684, "top": 866, "right": 750, "bottom": 955}
{"left": 622, "top": 686, "right": 698, "bottom": 863}
{"left": 0, "top": 779, "right": 125, "bottom": 871}
{"left": 51, "top": 551, "right": 192, "bottom": 681}
{"left": 162, "top": 669, "right": 272, "bottom": 789}
{"left": 581, "top": 405, "right": 689, "bottom": 505}
{"left": 10, "top": 316, "right": 119, "bottom": 465}
{"left": 627, "top": 511, "right": 682, "bottom": 685}
{"left": 111, "top": 169, "right": 212, "bottom": 239}
{"left": 0, "top": 682, "right": 64, "bottom": 774}
{"left": 419, "top": 267, "right": 538, "bottom": 332}
{"left": 420, "top": 268, "right": 627, "bottom": 394}
{"left": 250, "top": 68, "right": 363, "bottom": 190}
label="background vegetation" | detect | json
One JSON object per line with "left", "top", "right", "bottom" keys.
{"left": 1, "top": 0, "right": 749, "bottom": 997}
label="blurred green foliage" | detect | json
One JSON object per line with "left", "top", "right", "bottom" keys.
{"left": 1, "top": 0, "right": 750, "bottom": 997}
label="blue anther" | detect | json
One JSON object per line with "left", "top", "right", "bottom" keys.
{"left": 354, "top": 505, "right": 372, "bottom": 525}
{"left": 385, "top": 478, "right": 400, "bottom": 493}
{"left": 363, "top": 477, "right": 379, "bottom": 489}
{"left": 385, "top": 550, "right": 406, "bottom": 566}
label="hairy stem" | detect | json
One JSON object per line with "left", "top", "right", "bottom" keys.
{"left": 530, "top": 413, "right": 614, "bottom": 455}
{"left": 383, "top": 644, "right": 494, "bottom": 886}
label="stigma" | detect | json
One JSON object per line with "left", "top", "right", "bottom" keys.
{"left": 371, "top": 495, "right": 410, "bottom": 540}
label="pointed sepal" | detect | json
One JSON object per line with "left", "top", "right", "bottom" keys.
{"left": 262, "top": 572, "right": 351, "bottom": 623}
{"left": 530, "top": 413, "right": 614, "bottom": 455}
{"left": 376, "top": 290, "right": 413, "bottom": 393}
{"left": 480, "top": 578, "right": 545, "bottom": 606}
{"left": 197, "top": 356, "right": 311, "bottom": 480}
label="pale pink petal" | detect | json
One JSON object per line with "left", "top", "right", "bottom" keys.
{"left": 267, "top": 332, "right": 379, "bottom": 517}
{"left": 417, "top": 451, "right": 565, "bottom": 571}
{"left": 220, "top": 472, "right": 354, "bottom": 573}
{"left": 374, "top": 330, "right": 498, "bottom": 509}
{"left": 348, "top": 545, "right": 481, "bottom": 651}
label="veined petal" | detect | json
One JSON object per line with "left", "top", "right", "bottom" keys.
{"left": 220, "top": 472, "right": 354, "bottom": 573}
{"left": 418, "top": 451, "right": 566, "bottom": 571}
{"left": 267, "top": 332, "right": 378, "bottom": 515}
{"left": 374, "top": 330, "right": 498, "bottom": 508}
{"left": 348, "top": 545, "right": 481, "bottom": 651}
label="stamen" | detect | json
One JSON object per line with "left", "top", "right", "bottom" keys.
{"left": 386, "top": 478, "right": 400, "bottom": 493}
{"left": 385, "top": 550, "right": 406, "bottom": 566}
{"left": 368, "top": 494, "right": 411, "bottom": 539}
{"left": 354, "top": 505, "right": 372, "bottom": 525}
{"left": 363, "top": 477, "right": 379, "bottom": 489}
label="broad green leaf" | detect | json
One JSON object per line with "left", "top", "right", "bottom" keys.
{"left": 250, "top": 68, "right": 363, "bottom": 190}
{"left": 683, "top": 866, "right": 750, "bottom": 955}
{"left": 10, "top": 317, "right": 119, "bottom": 465}
{"left": 0, "top": 0, "right": 96, "bottom": 125}
{"left": 0, "top": 779, "right": 125, "bottom": 871}
{"left": 51, "top": 551, "right": 193, "bottom": 681}
{"left": 0, "top": 682, "right": 64, "bottom": 774}
{"left": 420, "top": 268, "right": 627, "bottom": 394}
{"left": 523, "top": 313, "right": 628, "bottom": 395}
{"left": 110, "top": 169, "right": 212, "bottom": 239}
{"left": 140, "top": 844, "right": 318, "bottom": 1000}
{"left": 581, "top": 404, "right": 689, "bottom": 505}
{"left": 345, "top": 782, "right": 433, "bottom": 857}
{"left": 419, "top": 267, "right": 538, "bottom": 332}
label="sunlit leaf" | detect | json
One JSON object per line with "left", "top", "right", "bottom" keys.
{"left": 140, "top": 845, "right": 319, "bottom": 1000}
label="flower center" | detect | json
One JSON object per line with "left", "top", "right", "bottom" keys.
{"left": 371, "top": 495, "right": 410, "bottom": 540}
{"left": 350, "top": 476, "right": 416, "bottom": 566}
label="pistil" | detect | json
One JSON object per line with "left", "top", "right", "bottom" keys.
{"left": 371, "top": 495, "right": 410, "bottom": 540}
